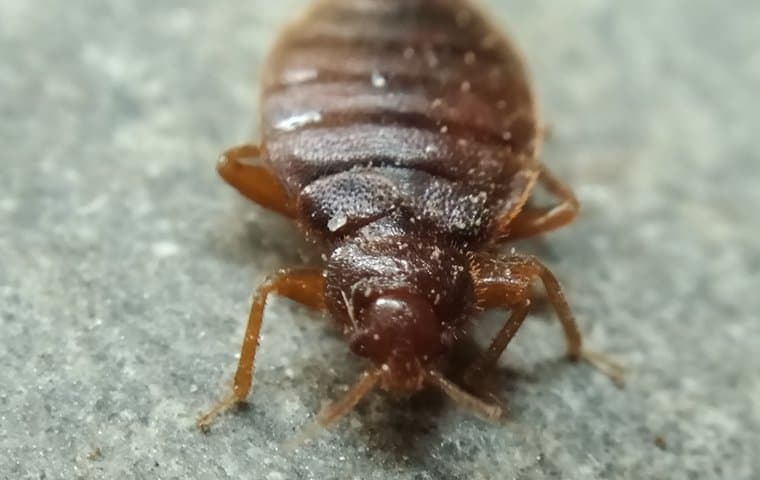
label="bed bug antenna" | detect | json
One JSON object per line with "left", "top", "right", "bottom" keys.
{"left": 281, "top": 369, "right": 382, "bottom": 452}
{"left": 424, "top": 370, "right": 503, "bottom": 421}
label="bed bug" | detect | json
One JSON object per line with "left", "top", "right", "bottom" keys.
{"left": 198, "top": 0, "right": 622, "bottom": 433}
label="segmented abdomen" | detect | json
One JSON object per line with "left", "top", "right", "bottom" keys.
{"left": 260, "top": 0, "right": 540, "bottom": 241}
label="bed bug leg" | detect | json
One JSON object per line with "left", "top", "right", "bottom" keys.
{"left": 465, "top": 254, "right": 624, "bottom": 389}
{"left": 495, "top": 165, "right": 580, "bottom": 241}
{"left": 463, "top": 299, "right": 531, "bottom": 390}
{"left": 197, "top": 268, "right": 325, "bottom": 432}
{"left": 217, "top": 144, "right": 297, "bottom": 218}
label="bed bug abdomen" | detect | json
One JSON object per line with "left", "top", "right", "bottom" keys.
{"left": 260, "top": 0, "right": 542, "bottom": 241}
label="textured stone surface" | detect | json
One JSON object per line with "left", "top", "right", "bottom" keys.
{"left": 1, "top": 1, "right": 758, "bottom": 479}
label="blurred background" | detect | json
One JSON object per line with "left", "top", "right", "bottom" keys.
{"left": 0, "top": 1, "right": 758, "bottom": 479}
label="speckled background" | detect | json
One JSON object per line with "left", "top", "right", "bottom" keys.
{"left": 1, "top": 1, "right": 758, "bottom": 479}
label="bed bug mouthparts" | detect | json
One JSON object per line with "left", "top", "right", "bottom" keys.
{"left": 198, "top": 0, "right": 623, "bottom": 435}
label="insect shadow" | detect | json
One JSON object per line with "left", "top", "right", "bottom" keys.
{"left": 347, "top": 336, "right": 484, "bottom": 462}
{"left": 330, "top": 335, "right": 578, "bottom": 467}
{"left": 204, "top": 199, "right": 319, "bottom": 269}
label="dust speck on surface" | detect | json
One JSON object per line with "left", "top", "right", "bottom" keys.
{"left": 151, "top": 240, "right": 181, "bottom": 258}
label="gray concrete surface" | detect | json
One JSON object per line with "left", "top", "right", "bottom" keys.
{"left": 1, "top": 1, "right": 758, "bottom": 479}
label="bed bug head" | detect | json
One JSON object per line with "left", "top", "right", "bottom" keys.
{"left": 324, "top": 220, "right": 474, "bottom": 393}
{"left": 348, "top": 290, "right": 445, "bottom": 392}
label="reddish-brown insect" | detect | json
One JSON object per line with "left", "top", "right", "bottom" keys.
{"left": 198, "top": 0, "right": 622, "bottom": 433}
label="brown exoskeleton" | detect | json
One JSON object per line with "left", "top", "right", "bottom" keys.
{"left": 198, "top": 0, "right": 622, "bottom": 436}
